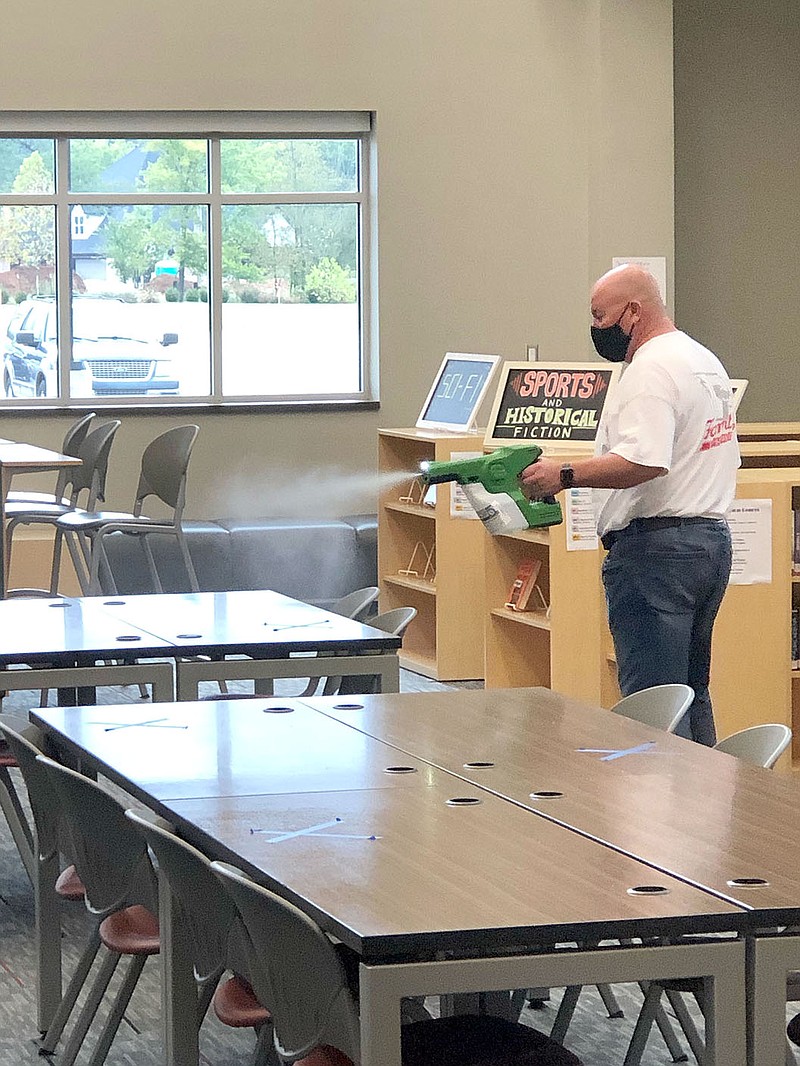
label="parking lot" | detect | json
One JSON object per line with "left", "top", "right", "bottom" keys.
{"left": 0, "top": 301, "right": 360, "bottom": 399}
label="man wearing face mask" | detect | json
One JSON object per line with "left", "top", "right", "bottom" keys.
{"left": 520, "top": 263, "right": 739, "bottom": 745}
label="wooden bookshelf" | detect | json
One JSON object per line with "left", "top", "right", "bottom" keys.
{"left": 483, "top": 500, "right": 607, "bottom": 704}
{"left": 737, "top": 422, "right": 800, "bottom": 442}
{"left": 378, "top": 428, "right": 486, "bottom": 680}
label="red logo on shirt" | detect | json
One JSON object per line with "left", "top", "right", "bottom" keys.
{"left": 700, "top": 414, "right": 736, "bottom": 450}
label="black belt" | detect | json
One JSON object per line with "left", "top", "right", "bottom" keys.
{"left": 601, "top": 516, "right": 721, "bottom": 551}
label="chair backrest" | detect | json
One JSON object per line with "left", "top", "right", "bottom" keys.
{"left": 368, "top": 606, "right": 417, "bottom": 637}
{"left": 134, "top": 424, "right": 199, "bottom": 516}
{"left": 0, "top": 717, "right": 60, "bottom": 858}
{"left": 610, "top": 684, "right": 694, "bottom": 733}
{"left": 331, "top": 587, "right": 380, "bottom": 621}
{"left": 62, "top": 412, "right": 97, "bottom": 456}
{"left": 211, "top": 860, "right": 360, "bottom": 1063}
{"left": 71, "top": 419, "right": 122, "bottom": 506}
{"left": 714, "top": 724, "right": 792, "bottom": 769}
{"left": 35, "top": 755, "right": 156, "bottom": 918}
{"left": 321, "top": 606, "right": 417, "bottom": 697}
{"left": 48, "top": 413, "right": 96, "bottom": 499}
{"left": 124, "top": 809, "right": 239, "bottom": 984}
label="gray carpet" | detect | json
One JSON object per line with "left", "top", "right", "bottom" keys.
{"left": 0, "top": 673, "right": 787, "bottom": 1065}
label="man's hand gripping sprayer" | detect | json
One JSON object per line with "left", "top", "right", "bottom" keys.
{"left": 419, "top": 445, "right": 563, "bottom": 535}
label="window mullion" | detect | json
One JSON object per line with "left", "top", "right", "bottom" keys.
{"left": 54, "top": 138, "right": 73, "bottom": 402}
{"left": 209, "top": 139, "right": 223, "bottom": 402}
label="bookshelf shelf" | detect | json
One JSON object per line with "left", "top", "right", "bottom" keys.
{"left": 490, "top": 606, "right": 551, "bottom": 631}
{"left": 378, "top": 428, "right": 485, "bottom": 681}
{"left": 483, "top": 477, "right": 607, "bottom": 703}
{"left": 384, "top": 502, "right": 436, "bottom": 519}
{"left": 384, "top": 574, "right": 437, "bottom": 596}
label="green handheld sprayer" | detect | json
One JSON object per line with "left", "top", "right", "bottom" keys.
{"left": 419, "top": 445, "right": 563, "bottom": 535}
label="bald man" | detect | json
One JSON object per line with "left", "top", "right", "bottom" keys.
{"left": 521, "top": 264, "right": 739, "bottom": 745}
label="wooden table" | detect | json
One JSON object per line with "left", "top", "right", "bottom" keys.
{"left": 306, "top": 687, "right": 800, "bottom": 1065}
{"left": 32, "top": 695, "right": 750, "bottom": 1066}
{"left": 308, "top": 687, "right": 800, "bottom": 916}
{"left": 82, "top": 589, "right": 402, "bottom": 699}
{"left": 0, "top": 443, "right": 82, "bottom": 597}
{"left": 0, "top": 590, "right": 401, "bottom": 705}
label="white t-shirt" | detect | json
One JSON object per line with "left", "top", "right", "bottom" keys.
{"left": 594, "top": 330, "right": 741, "bottom": 537}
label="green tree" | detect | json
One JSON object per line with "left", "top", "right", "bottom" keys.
{"left": 105, "top": 206, "right": 160, "bottom": 286}
{"left": 0, "top": 152, "right": 55, "bottom": 266}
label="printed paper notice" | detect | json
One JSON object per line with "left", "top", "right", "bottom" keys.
{"left": 565, "top": 488, "right": 599, "bottom": 551}
{"left": 727, "top": 499, "right": 772, "bottom": 584}
{"left": 449, "top": 451, "right": 482, "bottom": 519}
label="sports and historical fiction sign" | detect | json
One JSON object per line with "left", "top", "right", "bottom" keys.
{"left": 484, "top": 362, "right": 621, "bottom": 448}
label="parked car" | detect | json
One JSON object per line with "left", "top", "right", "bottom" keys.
{"left": 3, "top": 301, "right": 93, "bottom": 398}
{"left": 3, "top": 297, "right": 180, "bottom": 398}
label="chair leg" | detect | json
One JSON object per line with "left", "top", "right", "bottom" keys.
{"left": 550, "top": 985, "right": 581, "bottom": 1044}
{"left": 49, "top": 528, "right": 65, "bottom": 596}
{"left": 0, "top": 766, "right": 35, "bottom": 884}
{"left": 653, "top": 1000, "right": 690, "bottom": 1062}
{"left": 90, "top": 536, "right": 118, "bottom": 596}
{"left": 623, "top": 982, "right": 689, "bottom": 1066}
{"left": 140, "top": 536, "right": 164, "bottom": 594}
{"left": 39, "top": 925, "right": 102, "bottom": 1054}
{"left": 85, "top": 954, "right": 148, "bottom": 1066}
{"left": 176, "top": 530, "right": 200, "bottom": 592}
{"left": 597, "top": 982, "right": 625, "bottom": 1018}
{"left": 63, "top": 530, "right": 92, "bottom": 596}
{"left": 59, "top": 949, "right": 121, "bottom": 1066}
{"left": 664, "top": 988, "right": 706, "bottom": 1064}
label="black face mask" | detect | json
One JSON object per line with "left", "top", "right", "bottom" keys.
{"left": 591, "top": 305, "right": 632, "bottom": 362}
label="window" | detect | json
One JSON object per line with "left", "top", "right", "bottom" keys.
{"left": 0, "top": 112, "right": 372, "bottom": 406}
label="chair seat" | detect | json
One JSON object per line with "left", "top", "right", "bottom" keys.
{"left": 6, "top": 490, "right": 71, "bottom": 507}
{"left": 213, "top": 974, "right": 271, "bottom": 1028}
{"left": 55, "top": 864, "right": 86, "bottom": 900}
{"left": 56, "top": 509, "right": 139, "bottom": 531}
{"left": 298, "top": 1015, "right": 583, "bottom": 1066}
{"left": 99, "top": 905, "right": 160, "bottom": 955}
{"left": 5, "top": 501, "right": 74, "bottom": 520}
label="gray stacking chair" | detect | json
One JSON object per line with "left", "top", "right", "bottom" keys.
{"left": 0, "top": 719, "right": 96, "bottom": 1050}
{"left": 211, "top": 859, "right": 584, "bottom": 1066}
{"left": 35, "top": 755, "right": 159, "bottom": 1066}
{"left": 713, "top": 723, "right": 792, "bottom": 768}
{"left": 610, "top": 683, "right": 694, "bottom": 733}
{"left": 56, "top": 423, "right": 200, "bottom": 595}
{"left": 324, "top": 606, "right": 417, "bottom": 697}
{"left": 298, "top": 587, "right": 380, "bottom": 696}
{"left": 124, "top": 809, "right": 276, "bottom": 1065}
{"left": 622, "top": 723, "right": 793, "bottom": 1066}
{"left": 5, "top": 411, "right": 95, "bottom": 507}
{"left": 0, "top": 713, "right": 39, "bottom": 885}
{"left": 5, "top": 419, "right": 121, "bottom": 596}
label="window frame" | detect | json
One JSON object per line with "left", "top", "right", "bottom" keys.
{"left": 0, "top": 111, "right": 375, "bottom": 411}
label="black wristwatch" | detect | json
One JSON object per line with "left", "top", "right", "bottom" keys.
{"left": 559, "top": 464, "right": 575, "bottom": 490}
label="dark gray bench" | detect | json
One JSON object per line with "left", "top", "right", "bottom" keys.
{"left": 101, "top": 513, "right": 378, "bottom": 610}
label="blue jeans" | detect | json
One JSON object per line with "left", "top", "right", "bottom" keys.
{"left": 601, "top": 519, "right": 733, "bottom": 746}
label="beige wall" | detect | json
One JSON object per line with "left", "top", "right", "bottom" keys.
{"left": 0, "top": 0, "right": 673, "bottom": 517}
{"left": 675, "top": 0, "right": 800, "bottom": 422}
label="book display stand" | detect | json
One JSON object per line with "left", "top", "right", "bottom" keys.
{"left": 378, "top": 428, "right": 486, "bottom": 680}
